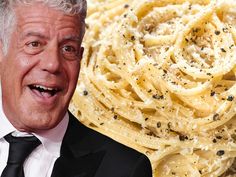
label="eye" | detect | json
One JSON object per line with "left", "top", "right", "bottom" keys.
{"left": 62, "top": 45, "right": 76, "bottom": 53}
{"left": 27, "top": 41, "right": 41, "bottom": 48}
{"left": 24, "top": 40, "right": 44, "bottom": 55}
{"left": 61, "top": 45, "right": 80, "bottom": 60}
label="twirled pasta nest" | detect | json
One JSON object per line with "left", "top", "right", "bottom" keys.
{"left": 70, "top": 0, "right": 236, "bottom": 176}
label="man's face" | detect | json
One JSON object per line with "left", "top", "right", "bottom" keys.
{"left": 0, "top": 3, "right": 83, "bottom": 132}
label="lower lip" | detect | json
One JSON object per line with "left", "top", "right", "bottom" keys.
{"left": 28, "top": 87, "right": 59, "bottom": 106}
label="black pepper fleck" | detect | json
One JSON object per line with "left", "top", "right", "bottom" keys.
{"left": 221, "top": 48, "right": 226, "bottom": 52}
{"left": 229, "top": 44, "right": 234, "bottom": 49}
{"left": 222, "top": 28, "right": 229, "bottom": 33}
{"left": 227, "top": 95, "right": 234, "bottom": 101}
{"left": 216, "top": 150, "right": 225, "bottom": 156}
{"left": 213, "top": 113, "right": 220, "bottom": 121}
{"left": 113, "top": 115, "right": 118, "bottom": 119}
{"left": 131, "top": 36, "right": 135, "bottom": 41}
{"left": 152, "top": 94, "right": 164, "bottom": 99}
{"left": 83, "top": 90, "right": 88, "bottom": 96}
{"left": 124, "top": 4, "right": 129, "bottom": 8}
{"left": 157, "top": 122, "right": 161, "bottom": 128}
{"left": 215, "top": 30, "right": 220, "bottom": 35}
{"left": 179, "top": 134, "right": 188, "bottom": 141}
{"left": 188, "top": 4, "right": 192, "bottom": 10}
{"left": 210, "top": 91, "right": 215, "bottom": 96}
{"left": 148, "top": 89, "right": 152, "bottom": 93}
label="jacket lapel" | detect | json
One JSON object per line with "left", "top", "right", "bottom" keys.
{"left": 51, "top": 149, "right": 105, "bottom": 177}
{"left": 51, "top": 112, "right": 106, "bottom": 177}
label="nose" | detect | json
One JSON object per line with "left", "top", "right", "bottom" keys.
{"left": 39, "top": 41, "right": 61, "bottom": 74}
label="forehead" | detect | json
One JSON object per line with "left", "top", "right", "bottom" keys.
{"left": 13, "top": 3, "right": 81, "bottom": 38}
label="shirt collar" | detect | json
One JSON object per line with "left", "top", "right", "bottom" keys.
{"left": 0, "top": 87, "right": 69, "bottom": 158}
{"left": 0, "top": 86, "right": 17, "bottom": 139}
{"left": 0, "top": 105, "right": 16, "bottom": 139}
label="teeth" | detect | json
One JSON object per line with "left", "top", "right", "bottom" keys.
{"left": 34, "top": 85, "right": 58, "bottom": 91}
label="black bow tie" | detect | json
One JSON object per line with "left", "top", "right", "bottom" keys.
{"left": 1, "top": 133, "right": 41, "bottom": 177}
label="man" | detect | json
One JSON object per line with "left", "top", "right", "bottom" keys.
{"left": 0, "top": 1, "right": 152, "bottom": 177}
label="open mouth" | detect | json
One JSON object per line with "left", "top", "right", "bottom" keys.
{"left": 29, "top": 84, "right": 60, "bottom": 98}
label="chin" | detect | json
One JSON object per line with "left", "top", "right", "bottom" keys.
{"left": 18, "top": 112, "right": 60, "bottom": 131}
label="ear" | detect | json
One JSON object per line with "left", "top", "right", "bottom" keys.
{"left": 0, "top": 40, "right": 3, "bottom": 79}
{"left": 0, "top": 40, "right": 4, "bottom": 63}
{"left": 79, "top": 46, "right": 84, "bottom": 60}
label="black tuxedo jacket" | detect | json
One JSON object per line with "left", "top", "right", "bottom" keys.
{"left": 50, "top": 112, "right": 152, "bottom": 177}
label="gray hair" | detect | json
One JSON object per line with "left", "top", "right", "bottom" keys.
{"left": 0, "top": 0, "right": 87, "bottom": 55}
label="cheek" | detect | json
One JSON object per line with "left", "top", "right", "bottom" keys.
{"left": 16, "top": 54, "right": 38, "bottom": 73}
{"left": 3, "top": 53, "right": 36, "bottom": 77}
{"left": 0, "top": 57, "right": 17, "bottom": 89}
{"left": 1, "top": 55, "right": 38, "bottom": 100}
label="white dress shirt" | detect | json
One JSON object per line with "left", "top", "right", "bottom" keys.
{"left": 0, "top": 94, "right": 69, "bottom": 177}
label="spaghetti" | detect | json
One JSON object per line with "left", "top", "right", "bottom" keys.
{"left": 70, "top": 0, "right": 236, "bottom": 176}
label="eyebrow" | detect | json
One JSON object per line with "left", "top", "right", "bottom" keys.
{"left": 62, "top": 35, "right": 81, "bottom": 42}
{"left": 20, "top": 31, "right": 49, "bottom": 40}
{"left": 20, "top": 32, "right": 81, "bottom": 43}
